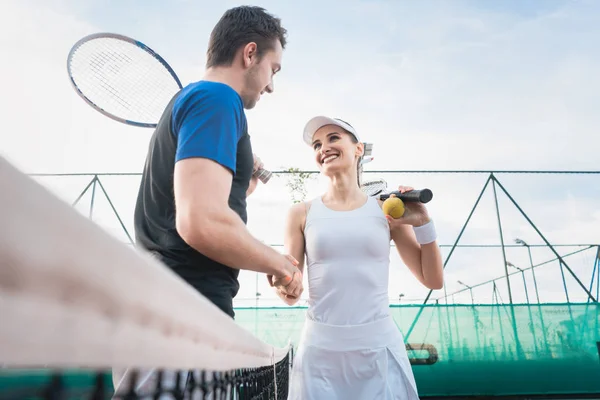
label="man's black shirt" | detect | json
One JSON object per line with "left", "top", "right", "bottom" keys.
{"left": 133, "top": 82, "right": 253, "bottom": 318}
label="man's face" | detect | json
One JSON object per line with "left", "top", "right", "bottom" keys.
{"left": 241, "top": 40, "right": 283, "bottom": 109}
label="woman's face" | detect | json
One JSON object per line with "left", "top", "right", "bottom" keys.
{"left": 311, "top": 125, "right": 362, "bottom": 176}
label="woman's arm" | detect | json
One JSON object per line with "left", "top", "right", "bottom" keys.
{"left": 381, "top": 187, "right": 444, "bottom": 290}
{"left": 389, "top": 222, "right": 443, "bottom": 290}
{"left": 278, "top": 201, "right": 309, "bottom": 305}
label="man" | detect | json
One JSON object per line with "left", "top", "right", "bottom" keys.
{"left": 134, "top": 5, "right": 302, "bottom": 318}
{"left": 113, "top": 6, "right": 301, "bottom": 397}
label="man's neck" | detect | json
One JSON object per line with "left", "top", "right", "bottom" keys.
{"left": 202, "top": 67, "right": 244, "bottom": 96}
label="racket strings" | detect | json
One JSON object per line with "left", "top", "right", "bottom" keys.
{"left": 361, "top": 180, "right": 387, "bottom": 197}
{"left": 73, "top": 50, "right": 160, "bottom": 122}
{"left": 94, "top": 40, "right": 175, "bottom": 119}
{"left": 93, "top": 39, "right": 176, "bottom": 104}
{"left": 74, "top": 45, "right": 140, "bottom": 109}
{"left": 86, "top": 57, "right": 133, "bottom": 109}
{"left": 69, "top": 37, "right": 181, "bottom": 124}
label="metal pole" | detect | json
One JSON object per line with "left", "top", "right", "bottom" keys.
{"left": 491, "top": 176, "right": 513, "bottom": 304}
{"left": 527, "top": 245, "right": 541, "bottom": 303}
{"left": 558, "top": 261, "right": 570, "bottom": 303}
{"left": 71, "top": 176, "right": 96, "bottom": 207}
{"left": 588, "top": 246, "right": 600, "bottom": 303}
{"left": 489, "top": 173, "right": 524, "bottom": 357}
{"left": 88, "top": 176, "right": 97, "bottom": 220}
{"left": 94, "top": 177, "right": 134, "bottom": 244}
{"left": 521, "top": 271, "right": 530, "bottom": 304}
{"left": 597, "top": 247, "right": 600, "bottom": 301}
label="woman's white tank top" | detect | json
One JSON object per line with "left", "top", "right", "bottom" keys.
{"left": 303, "top": 195, "right": 392, "bottom": 326}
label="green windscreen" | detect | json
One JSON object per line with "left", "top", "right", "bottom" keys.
{"left": 234, "top": 303, "right": 600, "bottom": 397}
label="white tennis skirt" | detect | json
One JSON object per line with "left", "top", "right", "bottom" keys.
{"left": 288, "top": 315, "right": 420, "bottom": 400}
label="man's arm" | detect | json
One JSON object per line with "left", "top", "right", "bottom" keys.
{"left": 174, "top": 157, "right": 300, "bottom": 296}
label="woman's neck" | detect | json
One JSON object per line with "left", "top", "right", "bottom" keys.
{"left": 323, "top": 173, "right": 365, "bottom": 206}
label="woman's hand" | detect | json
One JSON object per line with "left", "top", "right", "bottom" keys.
{"left": 385, "top": 185, "right": 431, "bottom": 230}
{"left": 267, "top": 254, "right": 304, "bottom": 301}
{"left": 275, "top": 286, "right": 301, "bottom": 306}
{"left": 274, "top": 255, "right": 302, "bottom": 305}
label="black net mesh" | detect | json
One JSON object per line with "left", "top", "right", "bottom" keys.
{"left": 0, "top": 350, "right": 291, "bottom": 400}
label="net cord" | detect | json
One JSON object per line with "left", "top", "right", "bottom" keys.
{"left": 0, "top": 155, "right": 290, "bottom": 371}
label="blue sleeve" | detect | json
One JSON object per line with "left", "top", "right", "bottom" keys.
{"left": 171, "top": 85, "right": 243, "bottom": 174}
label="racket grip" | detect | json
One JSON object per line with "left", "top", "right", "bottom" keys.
{"left": 253, "top": 168, "right": 272, "bottom": 184}
{"left": 381, "top": 189, "right": 433, "bottom": 203}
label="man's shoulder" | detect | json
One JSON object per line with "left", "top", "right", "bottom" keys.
{"left": 171, "top": 80, "right": 247, "bottom": 143}
{"left": 176, "top": 80, "right": 243, "bottom": 111}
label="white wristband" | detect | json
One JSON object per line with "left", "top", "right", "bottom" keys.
{"left": 413, "top": 219, "right": 437, "bottom": 245}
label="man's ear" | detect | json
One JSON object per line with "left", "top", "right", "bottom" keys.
{"left": 242, "top": 42, "right": 258, "bottom": 68}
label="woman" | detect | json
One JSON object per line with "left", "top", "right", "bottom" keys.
{"left": 279, "top": 116, "right": 444, "bottom": 400}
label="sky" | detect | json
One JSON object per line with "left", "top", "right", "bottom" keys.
{"left": 1, "top": 0, "right": 599, "bottom": 307}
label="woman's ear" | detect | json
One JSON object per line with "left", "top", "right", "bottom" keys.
{"left": 355, "top": 142, "right": 365, "bottom": 158}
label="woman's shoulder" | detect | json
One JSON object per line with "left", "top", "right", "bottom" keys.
{"left": 287, "top": 200, "right": 313, "bottom": 228}
{"left": 288, "top": 199, "right": 313, "bottom": 213}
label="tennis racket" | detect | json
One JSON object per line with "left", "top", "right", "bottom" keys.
{"left": 66, "top": 32, "right": 272, "bottom": 183}
{"left": 361, "top": 179, "right": 433, "bottom": 203}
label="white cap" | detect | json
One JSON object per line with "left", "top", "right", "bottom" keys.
{"left": 302, "top": 116, "right": 361, "bottom": 146}
{"left": 302, "top": 116, "right": 373, "bottom": 164}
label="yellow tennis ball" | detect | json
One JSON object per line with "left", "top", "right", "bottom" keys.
{"left": 382, "top": 197, "right": 405, "bottom": 218}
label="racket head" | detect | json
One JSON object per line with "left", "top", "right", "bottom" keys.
{"left": 360, "top": 179, "right": 387, "bottom": 197}
{"left": 67, "top": 32, "right": 183, "bottom": 128}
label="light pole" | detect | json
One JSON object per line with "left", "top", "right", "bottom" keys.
{"left": 506, "top": 261, "right": 530, "bottom": 304}
{"left": 515, "top": 238, "right": 540, "bottom": 303}
{"left": 457, "top": 280, "right": 474, "bottom": 304}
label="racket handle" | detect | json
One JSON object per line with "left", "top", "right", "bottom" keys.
{"left": 380, "top": 189, "right": 433, "bottom": 203}
{"left": 253, "top": 168, "right": 272, "bottom": 184}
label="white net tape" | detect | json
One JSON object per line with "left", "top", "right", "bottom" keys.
{"left": 0, "top": 155, "right": 289, "bottom": 371}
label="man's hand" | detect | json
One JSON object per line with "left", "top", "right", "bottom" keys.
{"left": 246, "top": 154, "right": 264, "bottom": 197}
{"left": 275, "top": 286, "right": 301, "bottom": 306}
{"left": 267, "top": 254, "right": 303, "bottom": 299}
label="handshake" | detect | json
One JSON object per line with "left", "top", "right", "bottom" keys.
{"left": 267, "top": 254, "right": 303, "bottom": 306}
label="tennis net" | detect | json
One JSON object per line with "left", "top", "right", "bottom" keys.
{"left": 0, "top": 155, "right": 292, "bottom": 399}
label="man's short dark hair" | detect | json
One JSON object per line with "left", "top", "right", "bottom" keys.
{"left": 206, "top": 6, "right": 287, "bottom": 69}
